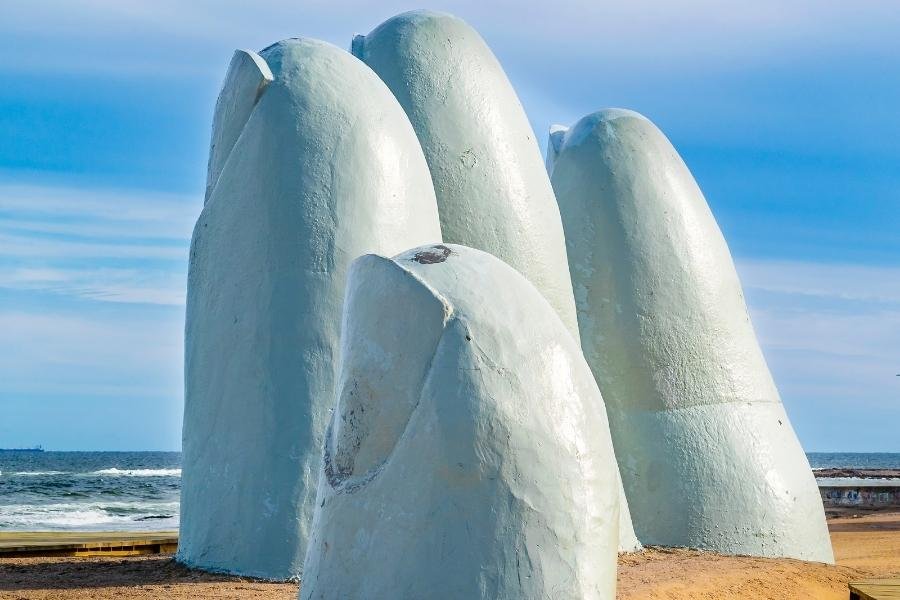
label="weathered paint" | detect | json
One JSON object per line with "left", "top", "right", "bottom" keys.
{"left": 547, "top": 108, "right": 833, "bottom": 562}
{"left": 352, "top": 11, "right": 641, "bottom": 552}
{"left": 179, "top": 38, "right": 442, "bottom": 580}
{"left": 301, "top": 244, "right": 619, "bottom": 600}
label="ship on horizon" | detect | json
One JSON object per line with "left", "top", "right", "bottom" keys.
{"left": 0, "top": 445, "right": 44, "bottom": 452}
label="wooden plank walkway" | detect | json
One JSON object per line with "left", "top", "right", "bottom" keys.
{"left": 850, "top": 579, "right": 900, "bottom": 600}
{"left": 0, "top": 531, "right": 178, "bottom": 557}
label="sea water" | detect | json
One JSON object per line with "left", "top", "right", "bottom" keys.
{"left": 0, "top": 451, "right": 180, "bottom": 531}
{"left": 807, "top": 452, "right": 900, "bottom": 488}
{"left": 806, "top": 452, "right": 900, "bottom": 470}
{"left": 1, "top": 451, "right": 897, "bottom": 531}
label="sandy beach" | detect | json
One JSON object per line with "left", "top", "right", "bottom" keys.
{"left": 0, "top": 511, "right": 897, "bottom": 599}
{"left": 617, "top": 512, "right": 900, "bottom": 599}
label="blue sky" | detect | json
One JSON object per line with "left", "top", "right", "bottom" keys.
{"left": 1, "top": 1, "right": 898, "bottom": 451}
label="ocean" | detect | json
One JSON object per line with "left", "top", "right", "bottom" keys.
{"left": 0, "top": 451, "right": 180, "bottom": 531}
{"left": 806, "top": 452, "right": 900, "bottom": 470}
{"left": 0, "top": 451, "right": 897, "bottom": 531}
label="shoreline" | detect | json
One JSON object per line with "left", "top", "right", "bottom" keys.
{"left": 1, "top": 512, "right": 898, "bottom": 599}
{"left": 815, "top": 468, "right": 900, "bottom": 479}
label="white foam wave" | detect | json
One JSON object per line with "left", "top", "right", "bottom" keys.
{"left": 7, "top": 471, "right": 67, "bottom": 476}
{"left": 0, "top": 501, "right": 180, "bottom": 531}
{"left": 91, "top": 468, "right": 181, "bottom": 477}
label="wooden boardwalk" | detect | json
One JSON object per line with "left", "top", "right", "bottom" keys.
{"left": 0, "top": 531, "right": 178, "bottom": 557}
{"left": 850, "top": 579, "right": 900, "bottom": 600}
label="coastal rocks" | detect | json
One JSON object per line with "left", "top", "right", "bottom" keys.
{"left": 353, "top": 12, "right": 642, "bottom": 551}
{"left": 547, "top": 109, "right": 834, "bottom": 562}
{"left": 179, "top": 39, "right": 441, "bottom": 580}
{"left": 301, "top": 244, "right": 619, "bottom": 600}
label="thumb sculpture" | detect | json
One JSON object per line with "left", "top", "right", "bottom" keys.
{"left": 179, "top": 39, "right": 442, "bottom": 579}
{"left": 352, "top": 10, "right": 641, "bottom": 551}
{"left": 301, "top": 244, "right": 619, "bottom": 600}
{"left": 547, "top": 109, "right": 833, "bottom": 562}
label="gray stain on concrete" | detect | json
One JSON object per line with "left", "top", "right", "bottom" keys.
{"left": 412, "top": 244, "right": 452, "bottom": 264}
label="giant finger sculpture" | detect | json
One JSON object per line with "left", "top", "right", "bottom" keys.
{"left": 179, "top": 39, "right": 442, "bottom": 579}
{"left": 547, "top": 109, "right": 833, "bottom": 562}
{"left": 301, "top": 244, "right": 619, "bottom": 599}
{"left": 353, "top": 11, "right": 641, "bottom": 550}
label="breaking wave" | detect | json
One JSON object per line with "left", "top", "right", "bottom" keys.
{"left": 91, "top": 468, "right": 181, "bottom": 477}
{"left": 0, "top": 501, "right": 179, "bottom": 531}
{"left": 0, "top": 451, "right": 182, "bottom": 532}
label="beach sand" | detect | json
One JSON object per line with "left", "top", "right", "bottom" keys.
{"left": 1, "top": 512, "right": 898, "bottom": 599}
{"left": 617, "top": 512, "right": 900, "bottom": 599}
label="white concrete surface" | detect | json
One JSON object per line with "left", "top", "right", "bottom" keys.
{"left": 204, "top": 49, "right": 273, "bottom": 204}
{"left": 353, "top": 11, "right": 641, "bottom": 551}
{"left": 301, "top": 244, "right": 619, "bottom": 599}
{"left": 179, "top": 38, "right": 442, "bottom": 580}
{"left": 351, "top": 10, "right": 578, "bottom": 339}
{"left": 548, "top": 108, "right": 833, "bottom": 562}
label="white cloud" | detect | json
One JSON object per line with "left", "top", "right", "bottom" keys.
{"left": 1, "top": 1, "right": 898, "bottom": 78}
{"left": 738, "top": 259, "right": 900, "bottom": 304}
{"left": 0, "top": 306, "right": 185, "bottom": 450}
{"left": 752, "top": 307, "right": 900, "bottom": 358}
{"left": 0, "top": 232, "right": 187, "bottom": 261}
{"left": 0, "top": 183, "right": 199, "bottom": 240}
{"left": 0, "top": 266, "right": 185, "bottom": 305}
{"left": 735, "top": 259, "right": 900, "bottom": 413}
{"left": 0, "top": 182, "right": 196, "bottom": 305}
{"left": 737, "top": 259, "right": 900, "bottom": 357}
{"left": 0, "top": 308, "right": 183, "bottom": 397}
